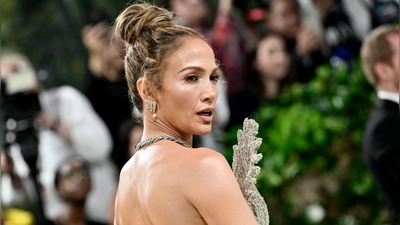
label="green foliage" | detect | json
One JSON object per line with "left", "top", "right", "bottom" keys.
{"left": 224, "top": 59, "right": 387, "bottom": 224}
{"left": 0, "top": 0, "right": 127, "bottom": 90}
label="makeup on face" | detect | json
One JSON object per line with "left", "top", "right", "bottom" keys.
{"left": 157, "top": 37, "right": 219, "bottom": 136}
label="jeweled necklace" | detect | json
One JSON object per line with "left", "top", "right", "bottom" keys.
{"left": 135, "top": 135, "right": 192, "bottom": 151}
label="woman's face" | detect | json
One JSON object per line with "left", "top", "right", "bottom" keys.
{"left": 267, "top": 0, "right": 300, "bottom": 40}
{"left": 57, "top": 160, "right": 91, "bottom": 203}
{"left": 156, "top": 37, "right": 220, "bottom": 137}
{"left": 254, "top": 35, "right": 290, "bottom": 80}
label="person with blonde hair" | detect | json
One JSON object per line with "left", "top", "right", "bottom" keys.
{"left": 113, "top": 2, "right": 259, "bottom": 224}
{"left": 361, "top": 24, "right": 399, "bottom": 225}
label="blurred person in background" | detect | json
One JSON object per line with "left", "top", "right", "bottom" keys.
{"left": 341, "top": 0, "right": 399, "bottom": 43}
{"left": 0, "top": 53, "right": 118, "bottom": 225}
{"left": 81, "top": 14, "right": 133, "bottom": 171}
{"left": 1, "top": 149, "right": 37, "bottom": 225}
{"left": 54, "top": 156, "right": 95, "bottom": 225}
{"left": 263, "top": 0, "right": 327, "bottom": 83}
{"left": 227, "top": 30, "right": 292, "bottom": 130}
{"left": 306, "top": 0, "right": 362, "bottom": 65}
{"left": 1, "top": 150, "right": 25, "bottom": 202}
{"left": 1, "top": 52, "right": 55, "bottom": 225}
{"left": 117, "top": 119, "right": 144, "bottom": 158}
{"left": 361, "top": 25, "right": 399, "bottom": 225}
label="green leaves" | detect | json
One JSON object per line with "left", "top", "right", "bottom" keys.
{"left": 224, "top": 58, "right": 382, "bottom": 224}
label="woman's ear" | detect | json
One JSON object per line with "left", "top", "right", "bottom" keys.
{"left": 137, "top": 77, "right": 148, "bottom": 100}
{"left": 137, "top": 77, "right": 156, "bottom": 101}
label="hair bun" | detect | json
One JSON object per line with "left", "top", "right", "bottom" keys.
{"left": 115, "top": 3, "right": 174, "bottom": 45}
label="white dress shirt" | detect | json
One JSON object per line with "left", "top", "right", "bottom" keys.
{"left": 377, "top": 90, "right": 399, "bottom": 104}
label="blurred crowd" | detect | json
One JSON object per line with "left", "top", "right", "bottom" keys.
{"left": 1, "top": 0, "right": 398, "bottom": 224}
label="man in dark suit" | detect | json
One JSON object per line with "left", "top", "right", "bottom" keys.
{"left": 361, "top": 25, "right": 399, "bottom": 225}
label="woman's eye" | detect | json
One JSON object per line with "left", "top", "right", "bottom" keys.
{"left": 210, "top": 74, "right": 220, "bottom": 83}
{"left": 186, "top": 75, "right": 199, "bottom": 81}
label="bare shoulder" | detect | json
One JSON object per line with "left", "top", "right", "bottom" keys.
{"left": 181, "top": 147, "right": 238, "bottom": 191}
{"left": 186, "top": 147, "right": 232, "bottom": 174}
{"left": 182, "top": 147, "right": 258, "bottom": 224}
{"left": 191, "top": 147, "right": 227, "bottom": 160}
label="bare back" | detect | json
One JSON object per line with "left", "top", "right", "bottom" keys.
{"left": 114, "top": 141, "right": 258, "bottom": 225}
{"left": 114, "top": 140, "right": 208, "bottom": 225}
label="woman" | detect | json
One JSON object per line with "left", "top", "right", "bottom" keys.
{"left": 227, "top": 30, "right": 292, "bottom": 129}
{"left": 113, "top": 3, "right": 258, "bottom": 224}
{"left": 248, "top": 30, "right": 291, "bottom": 102}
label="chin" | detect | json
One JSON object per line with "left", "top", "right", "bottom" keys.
{"left": 194, "top": 127, "right": 212, "bottom": 136}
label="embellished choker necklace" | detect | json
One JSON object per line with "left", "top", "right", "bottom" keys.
{"left": 135, "top": 135, "right": 192, "bottom": 151}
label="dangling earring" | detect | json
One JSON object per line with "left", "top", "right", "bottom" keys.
{"left": 145, "top": 99, "right": 157, "bottom": 118}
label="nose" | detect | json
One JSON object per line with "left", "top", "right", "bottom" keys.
{"left": 201, "top": 81, "right": 218, "bottom": 104}
{"left": 287, "top": 14, "right": 299, "bottom": 28}
{"left": 275, "top": 51, "right": 287, "bottom": 63}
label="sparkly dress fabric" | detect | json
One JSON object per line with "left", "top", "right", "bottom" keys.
{"left": 232, "top": 118, "right": 269, "bottom": 225}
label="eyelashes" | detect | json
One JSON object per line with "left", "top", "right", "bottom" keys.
{"left": 185, "top": 73, "right": 221, "bottom": 83}
{"left": 210, "top": 74, "right": 221, "bottom": 83}
{"left": 186, "top": 75, "right": 199, "bottom": 82}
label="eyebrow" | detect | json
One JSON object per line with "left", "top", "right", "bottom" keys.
{"left": 179, "top": 66, "right": 219, "bottom": 74}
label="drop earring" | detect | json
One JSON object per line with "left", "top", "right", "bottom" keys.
{"left": 145, "top": 99, "right": 157, "bottom": 118}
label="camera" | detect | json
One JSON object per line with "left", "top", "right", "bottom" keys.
{"left": 1, "top": 65, "right": 41, "bottom": 167}
{"left": 1, "top": 65, "right": 41, "bottom": 120}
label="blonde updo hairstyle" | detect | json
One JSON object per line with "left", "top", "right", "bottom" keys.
{"left": 114, "top": 3, "right": 205, "bottom": 113}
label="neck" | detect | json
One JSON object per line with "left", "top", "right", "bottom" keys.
{"left": 262, "top": 77, "right": 280, "bottom": 100}
{"left": 104, "top": 68, "right": 124, "bottom": 82}
{"left": 142, "top": 115, "right": 193, "bottom": 147}
{"left": 62, "top": 202, "right": 86, "bottom": 225}
{"left": 377, "top": 84, "right": 399, "bottom": 94}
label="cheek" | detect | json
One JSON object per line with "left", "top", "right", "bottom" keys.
{"left": 161, "top": 86, "right": 194, "bottom": 112}
{"left": 268, "top": 17, "right": 280, "bottom": 29}
{"left": 195, "top": 4, "right": 207, "bottom": 17}
{"left": 275, "top": 19, "right": 286, "bottom": 30}
{"left": 257, "top": 55, "right": 274, "bottom": 70}
{"left": 281, "top": 55, "right": 290, "bottom": 68}
{"left": 58, "top": 181, "right": 74, "bottom": 195}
